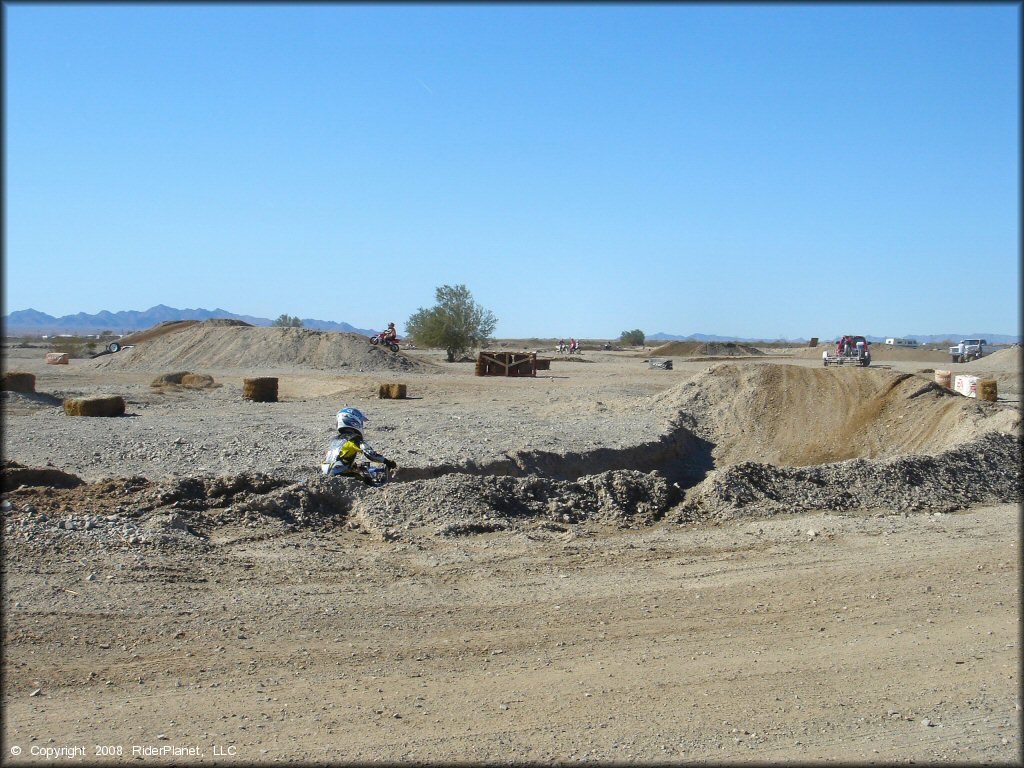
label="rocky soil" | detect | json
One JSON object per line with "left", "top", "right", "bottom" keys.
{"left": 2, "top": 337, "right": 1021, "bottom": 763}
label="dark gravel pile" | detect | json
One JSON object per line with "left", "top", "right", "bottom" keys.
{"left": 351, "top": 469, "right": 676, "bottom": 539}
{"left": 673, "top": 431, "right": 1022, "bottom": 522}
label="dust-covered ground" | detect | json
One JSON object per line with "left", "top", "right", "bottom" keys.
{"left": 2, "top": 328, "right": 1021, "bottom": 763}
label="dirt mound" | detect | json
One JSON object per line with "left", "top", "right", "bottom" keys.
{"left": 656, "top": 363, "right": 1020, "bottom": 468}
{"left": 1, "top": 390, "right": 63, "bottom": 413}
{"left": 352, "top": 470, "right": 673, "bottom": 538}
{"left": 2, "top": 460, "right": 84, "bottom": 492}
{"left": 89, "top": 323, "right": 436, "bottom": 373}
{"left": 963, "top": 345, "right": 1022, "bottom": 372}
{"left": 675, "top": 431, "right": 1021, "bottom": 521}
{"left": 1, "top": 465, "right": 674, "bottom": 550}
{"left": 792, "top": 344, "right": 950, "bottom": 363}
{"left": 116, "top": 320, "right": 201, "bottom": 346}
{"left": 650, "top": 341, "right": 764, "bottom": 357}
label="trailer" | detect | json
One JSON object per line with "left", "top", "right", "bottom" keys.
{"left": 884, "top": 338, "right": 918, "bottom": 348}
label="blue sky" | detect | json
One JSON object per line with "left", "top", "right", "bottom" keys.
{"left": 4, "top": 3, "right": 1019, "bottom": 339}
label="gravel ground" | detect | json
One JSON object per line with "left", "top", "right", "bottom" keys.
{"left": 2, "top": 339, "right": 1021, "bottom": 763}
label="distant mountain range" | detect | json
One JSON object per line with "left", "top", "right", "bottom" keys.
{"left": 648, "top": 331, "right": 1021, "bottom": 345}
{"left": 1, "top": 307, "right": 1017, "bottom": 345}
{"left": 2, "top": 305, "right": 376, "bottom": 337}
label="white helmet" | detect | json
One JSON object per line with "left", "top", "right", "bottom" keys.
{"left": 336, "top": 407, "right": 367, "bottom": 434}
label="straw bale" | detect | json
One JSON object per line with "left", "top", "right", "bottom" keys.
{"left": 150, "top": 371, "right": 192, "bottom": 387}
{"left": 976, "top": 379, "right": 998, "bottom": 402}
{"left": 181, "top": 373, "right": 216, "bottom": 389}
{"left": 243, "top": 377, "right": 278, "bottom": 402}
{"left": 63, "top": 396, "right": 126, "bottom": 417}
{"left": 378, "top": 383, "right": 407, "bottom": 399}
{"left": 934, "top": 370, "right": 952, "bottom": 388}
{"left": 2, "top": 372, "right": 36, "bottom": 393}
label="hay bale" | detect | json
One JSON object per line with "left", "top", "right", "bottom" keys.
{"left": 934, "top": 370, "right": 952, "bottom": 388}
{"left": 378, "top": 383, "right": 407, "bottom": 399}
{"left": 2, "top": 372, "right": 36, "bottom": 393}
{"left": 243, "top": 377, "right": 278, "bottom": 402}
{"left": 181, "top": 373, "right": 215, "bottom": 389}
{"left": 150, "top": 371, "right": 192, "bottom": 387}
{"left": 976, "top": 379, "right": 998, "bottom": 402}
{"left": 63, "top": 396, "right": 125, "bottom": 417}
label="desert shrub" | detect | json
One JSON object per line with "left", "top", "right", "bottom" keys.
{"left": 620, "top": 329, "right": 645, "bottom": 346}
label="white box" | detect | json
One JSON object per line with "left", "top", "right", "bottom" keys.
{"left": 954, "top": 374, "right": 979, "bottom": 398}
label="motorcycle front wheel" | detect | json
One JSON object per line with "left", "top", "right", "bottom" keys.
{"left": 370, "top": 337, "right": 379, "bottom": 345}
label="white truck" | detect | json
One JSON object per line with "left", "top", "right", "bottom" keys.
{"left": 949, "top": 339, "right": 986, "bottom": 363}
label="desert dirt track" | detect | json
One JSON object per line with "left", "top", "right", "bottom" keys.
{"left": 2, "top": 326, "right": 1021, "bottom": 763}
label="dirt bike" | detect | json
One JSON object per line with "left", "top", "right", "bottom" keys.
{"left": 369, "top": 333, "right": 400, "bottom": 353}
{"left": 348, "top": 461, "right": 395, "bottom": 486}
{"left": 321, "top": 455, "right": 397, "bottom": 486}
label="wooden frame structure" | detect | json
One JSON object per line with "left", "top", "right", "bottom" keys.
{"left": 475, "top": 351, "right": 538, "bottom": 377}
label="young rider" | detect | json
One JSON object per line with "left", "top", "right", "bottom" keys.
{"left": 382, "top": 322, "right": 398, "bottom": 342}
{"left": 322, "top": 407, "right": 397, "bottom": 484}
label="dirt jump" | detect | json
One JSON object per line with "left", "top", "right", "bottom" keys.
{"left": 649, "top": 340, "right": 764, "bottom": 357}
{"left": 90, "top": 321, "right": 436, "bottom": 373}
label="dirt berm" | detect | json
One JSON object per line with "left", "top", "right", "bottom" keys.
{"left": 651, "top": 364, "right": 1020, "bottom": 522}
{"left": 89, "top": 322, "right": 436, "bottom": 373}
{"left": 649, "top": 340, "right": 764, "bottom": 357}
{"left": 656, "top": 364, "right": 1019, "bottom": 467}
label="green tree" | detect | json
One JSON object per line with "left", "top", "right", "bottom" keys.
{"left": 407, "top": 284, "right": 498, "bottom": 362}
{"left": 273, "top": 314, "right": 303, "bottom": 328}
{"left": 620, "top": 329, "right": 645, "bottom": 346}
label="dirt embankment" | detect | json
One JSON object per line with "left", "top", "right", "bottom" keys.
{"left": 962, "top": 345, "right": 1021, "bottom": 369}
{"left": 649, "top": 341, "right": 764, "bottom": 357}
{"left": 655, "top": 364, "right": 1018, "bottom": 467}
{"left": 89, "top": 323, "right": 437, "bottom": 373}
{"left": 652, "top": 364, "right": 1020, "bottom": 521}
{"left": 114, "top": 319, "right": 204, "bottom": 346}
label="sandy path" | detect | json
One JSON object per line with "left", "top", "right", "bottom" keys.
{"left": 2, "top": 505, "right": 1018, "bottom": 763}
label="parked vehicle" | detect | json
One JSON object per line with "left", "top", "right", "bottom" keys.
{"left": 823, "top": 335, "right": 871, "bottom": 367}
{"left": 884, "top": 338, "right": 918, "bottom": 348}
{"left": 369, "top": 332, "right": 400, "bottom": 353}
{"left": 949, "top": 339, "right": 986, "bottom": 363}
